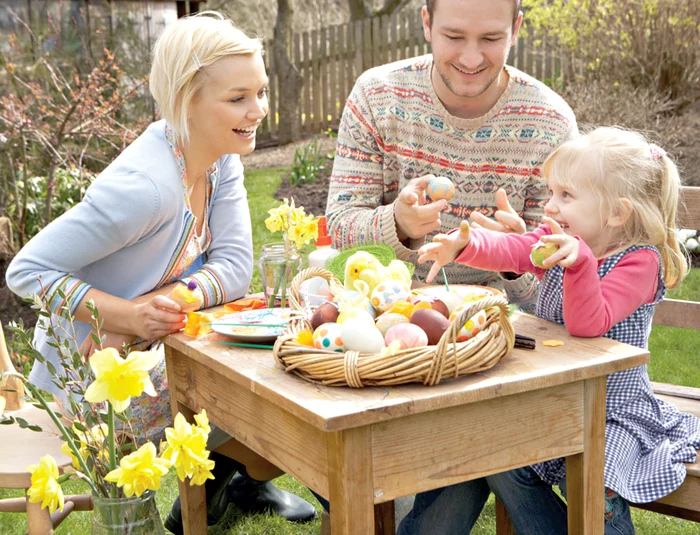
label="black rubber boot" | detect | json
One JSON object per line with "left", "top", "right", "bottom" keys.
{"left": 164, "top": 451, "right": 244, "bottom": 535}
{"left": 223, "top": 468, "right": 317, "bottom": 522}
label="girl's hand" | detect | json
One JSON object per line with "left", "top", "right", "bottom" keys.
{"left": 80, "top": 331, "right": 137, "bottom": 360}
{"left": 418, "top": 220, "right": 471, "bottom": 283}
{"left": 540, "top": 217, "right": 579, "bottom": 267}
{"left": 131, "top": 295, "right": 187, "bottom": 340}
{"left": 469, "top": 188, "right": 526, "bottom": 235}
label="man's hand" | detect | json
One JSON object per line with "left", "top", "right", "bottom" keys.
{"left": 417, "top": 220, "right": 471, "bottom": 283}
{"left": 395, "top": 175, "right": 448, "bottom": 241}
{"left": 539, "top": 217, "right": 580, "bottom": 268}
{"left": 469, "top": 188, "right": 526, "bottom": 234}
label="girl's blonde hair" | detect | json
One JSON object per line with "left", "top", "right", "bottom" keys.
{"left": 149, "top": 11, "right": 263, "bottom": 147}
{"left": 543, "top": 127, "right": 688, "bottom": 289}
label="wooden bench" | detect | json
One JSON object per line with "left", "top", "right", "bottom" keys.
{"left": 497, "top": 185, "right": 700, "bottom": 532}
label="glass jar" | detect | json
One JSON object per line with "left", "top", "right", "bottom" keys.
{"left": 259, "top": 242, "right": 302, "bottom": 308}
{"left": 91, "top": 491, "right": 164, "bottom": 535}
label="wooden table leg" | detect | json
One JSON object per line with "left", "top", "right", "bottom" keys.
{"left": 173, "top": 402, "right": 207, "bottom": 535}
{"left": 566, "top": 376, "right": 606, "bottom": 534}
{"left": 374, "top": 501, "right": 395, "bottom": 535}
{"left": 165, "top": 347, "right": 208, "bottom": 534}
{"left": 327, "top": 427, "right": 375, "bottom": 534}
{"left": 495, "top": 497, "right": 516, "bottom": 535}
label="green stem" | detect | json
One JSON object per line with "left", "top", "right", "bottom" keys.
{"left": 21, "top": 379, "right": 99, "bottom": 495}
{"left": 107, "top": 403, "right": 117, "bottom": 498}
{"left": 280, "top": 262, "right": 287, "bottom": 308}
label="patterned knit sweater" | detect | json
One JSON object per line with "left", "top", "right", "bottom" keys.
{"left": 327, "top": 55, "right": 578, "bottom": 290}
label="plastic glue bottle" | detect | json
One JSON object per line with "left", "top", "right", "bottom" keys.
{"left": 304, "top": 216, "right": 338, "bottom": 308}
{"left": 308, "top": 216, "right": 339, "bottom": 268}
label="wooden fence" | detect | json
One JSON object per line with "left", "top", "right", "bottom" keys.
{"left": 258, "top": 8, "right": 566, "bottom": 142}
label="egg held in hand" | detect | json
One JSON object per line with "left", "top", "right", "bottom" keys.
{"left": 530, "top": 241, "right": 560, "bottom": 268}
{"left": 169, "top": 280, "right": 203, "bottom": 312}
{"left": 426, "top": 176, "right": 455, "bottom": 201}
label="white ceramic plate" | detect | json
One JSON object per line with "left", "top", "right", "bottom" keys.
{"left": 210, "top": 308, "right": 293, "bottom": 343}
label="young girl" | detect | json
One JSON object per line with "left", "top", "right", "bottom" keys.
{"left": 405, "top": 127, "right": 700, "bottom": 534}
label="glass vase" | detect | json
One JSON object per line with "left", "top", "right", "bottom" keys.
{"left": 91, "top": 491, "right": 164, "bottom": 535}
{"left": 259, "top": 242, "right": 302, "bottom": 308}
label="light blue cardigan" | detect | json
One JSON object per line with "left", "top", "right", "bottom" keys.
{"left": 6, "top": 120, "right": 253, "bottom": 394}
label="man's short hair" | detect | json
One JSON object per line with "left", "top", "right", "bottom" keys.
{"left": 425, "top": 0, "right": 522, "bottom": 27}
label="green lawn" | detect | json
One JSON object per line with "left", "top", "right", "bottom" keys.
{"left": 2, "top": 165, "right": 699, "bottom": 534}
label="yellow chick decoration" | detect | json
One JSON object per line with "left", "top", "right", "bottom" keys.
{"left": 343, "top": 251, "right": 412, "bottom": 294}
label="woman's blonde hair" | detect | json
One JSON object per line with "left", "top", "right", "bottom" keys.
{"left": 543, "top": 126, "right": 688, "bottom": 289}
{"left": 149, "top": 11, "right": 263, "bottom": 147}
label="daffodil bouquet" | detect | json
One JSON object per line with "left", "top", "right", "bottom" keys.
{"left": 1, "top": 296, "right": 215, "bottom": 517}
{"left": 263, "top": 198, "right": 319, "bottom": 307}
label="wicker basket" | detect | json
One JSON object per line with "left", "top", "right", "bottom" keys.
{"left": 273, "top": 267, "right": 515, "bottom": 387}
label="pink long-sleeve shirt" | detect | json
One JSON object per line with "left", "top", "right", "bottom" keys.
{"left": 455, "top": 225, "right": 660, "bottom": 337}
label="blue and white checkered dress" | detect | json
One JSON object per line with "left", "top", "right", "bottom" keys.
{"left": 532, "top": 245, "right": 700, "bottom": 503}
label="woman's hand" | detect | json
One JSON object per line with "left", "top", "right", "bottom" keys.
{"left": 80, "top": 331, "right": 137, "bottom": 360}
{"left": 130, "top": 295, "right": 187, "bottom": 340}
{"left": 395, "top": 175, "right": 449, "bottom": 241}
{"left": 540, "top": 217, "right": 579, "bottom": 268}
{"left": 469, "top": 188, "right": 526, "bottom": 234}
{"left": 417, "top": 220, "right": 471, "bottom": 283}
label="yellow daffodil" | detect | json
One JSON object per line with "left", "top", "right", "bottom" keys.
{"left": 84, "top": 348, "right": 160, "bottom": 412}
{"left": 265, "top": 198, "right": 319, "bottom": 249}
{"left": 27, "top": 455, "right": 64, "bottom": 513}
{"left": 162, "top": 412, "right": 213, "bottom": 482}
{"left": 193, "top": 409, "right": 210, "bottom": 435}
{"left": 105, "top": 442, "right": 171, "bottom": 497}
{"left": 188, "top": 455, "right": 215, "bottom": 486}
{"left": 61, "top": 422, "right": 110, "bottom": 469}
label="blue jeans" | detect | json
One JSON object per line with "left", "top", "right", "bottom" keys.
{"left": 397, "top": 466, "right": 635, "bottom": 535}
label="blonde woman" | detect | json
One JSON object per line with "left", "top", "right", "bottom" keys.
{"left": 6, "top": 11, "right": 316, "bottom": 534}
{"left": 406, "top": 127, "right": 699, "bottom": 534}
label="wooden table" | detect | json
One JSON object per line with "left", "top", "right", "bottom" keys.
{"left": 163, "top": 312, "right": 649, "bottom": 534}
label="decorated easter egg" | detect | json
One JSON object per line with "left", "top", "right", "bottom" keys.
{"left": 449, "top": 304, "right": 488, "bottom": 342}
{"left": 426, "top": 176, "right": 455, "bottom": 201}
{"left": 530, "top": 241, "right": 560, "bottom": 268}
{"left": 410, "top": 308, "right": 450, "bottom": 345}
{"left": 313, "top": 322, "right": 345, "bottom": 352}
{"left": 341, "top": 318, "right": 386, "bottom": 353}
{"left": 375, "top": 312, "right": 409, "bottom": 336}
{"left": 385, "top": 323, "right": 429, "bottom": 349}
{"left": 370, "top": 280, "right": 412, "bottom": 313}
{"left": 311, "top": 301, "right": 340, "bottom": 330}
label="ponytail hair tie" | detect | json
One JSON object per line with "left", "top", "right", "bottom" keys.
{"left": 649, "top": 143, "right": 666, "bottom": 161}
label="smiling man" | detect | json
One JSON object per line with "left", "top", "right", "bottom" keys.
{"left": 326, "top": 0, "right": 577, "bottom": 311}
